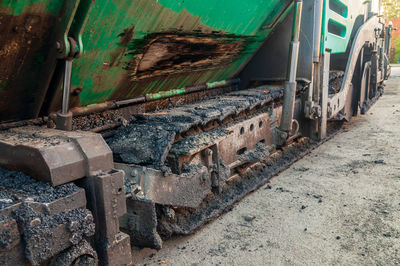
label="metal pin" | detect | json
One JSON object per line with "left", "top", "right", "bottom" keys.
{"left": 62, "top": 60, "right": 73, "bottom": 115}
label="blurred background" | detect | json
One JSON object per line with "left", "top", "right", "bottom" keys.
{"left": 381, "top": 0, "right": 400, "bottom": 63}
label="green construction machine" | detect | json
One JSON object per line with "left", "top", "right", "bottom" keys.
{"left": 0, "top": 0, "right": 393, "bottom": 264}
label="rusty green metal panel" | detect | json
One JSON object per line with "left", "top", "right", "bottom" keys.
{"left": 68, "top": 0, "right": 293, "bottom": 108}
{"left": 0, "top": 0, "right": 292, "bottom": 122}
{"left": 322, "top": 0, "right": 366, "bottom": 54}
{"left": 0, "top": 1, "right": 78, "bottom": 122}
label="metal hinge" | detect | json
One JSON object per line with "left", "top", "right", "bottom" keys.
{"left": 53, "top": 0, "right": 94, "bottom": 130}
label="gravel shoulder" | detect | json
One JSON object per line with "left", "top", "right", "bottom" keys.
{"left": 133, "top": 66, "right": 400, "bottom": 266}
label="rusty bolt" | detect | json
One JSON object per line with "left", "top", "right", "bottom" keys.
{"left": 29, "top": 218, "right": 41, "bottom": 227}
{"left": 72, "top": 87, "right": 83, "bottom": 96}
{"left": 68, "top": 220, "right": 79, "bottom": 232}
{"left": 131, "top": 184, "right": 142, "bottom": 194}
{"left": 131, "top": 169, "right": 138, "bottom": 177}
{"left": 85, "top": 213, "right": 94, "bottom": 223}
{"left": 56, "top": 41, "right": 62, "bottom": 51}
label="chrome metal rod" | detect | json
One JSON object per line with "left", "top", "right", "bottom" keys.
{"left": 287, "top": 42, "right": 300, "bottom": 83}
{"left": 312, "top": 0, "right": 324, "bottom": 63}
{"left": 280, "top": 0, "right": 303, "bottom": 133}
{"left": 62, "top": 59, "right": 73, "bottom": 114}
{"left": 307, "top": 0, "right": 324, "bottom": 102}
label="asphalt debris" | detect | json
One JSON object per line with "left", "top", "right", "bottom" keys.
{"left": 243, "top": 215, "right": 256, "bottom": 222}
{"left": 0, "top": 168, "right": 80, "bottom": 209}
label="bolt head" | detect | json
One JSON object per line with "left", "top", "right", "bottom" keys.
{"left": 30, "top": 218, "right": 41, "bottom": 227}
{"left": 131, "top": 184, "right": 142, "bottom": 194}
{"left": 56, "top": 41, "right": 64, "bottom": 53}
{"left": 131, "top": 169, "right": 138, "bottom": 177}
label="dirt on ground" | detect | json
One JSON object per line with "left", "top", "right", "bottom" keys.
{"left": 132, "top": 66, "right": 400, "bottom": 266}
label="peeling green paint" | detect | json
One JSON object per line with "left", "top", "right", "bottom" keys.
{"left": 146, "top": 88, "right": 186, "bottom": 100}
{"left": 71, "top": 0, "right": 292, "bottom": 107}
{"left": 207, "top": 80, "right": 227, "bottom": 89}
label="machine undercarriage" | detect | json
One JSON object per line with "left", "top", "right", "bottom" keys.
{"left": 0, "top": 0, "right": 394, "bottom": 264}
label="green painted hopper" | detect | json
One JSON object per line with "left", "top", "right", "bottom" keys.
{"left": 0, "top": 0, "right": 292, "bottom": 122}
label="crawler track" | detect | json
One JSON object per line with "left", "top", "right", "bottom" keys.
{"left": 99, "top": 81, "right": 357, "bottom": 248}
{"left": 105, "top": 84, "right": 303, "bottom": 170}
{"left": 157, "top": 122, "right": 344, "bottom": 238}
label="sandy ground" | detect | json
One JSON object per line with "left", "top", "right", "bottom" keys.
{"left": 133, "top": 66, "right": 400, "bottom": 266}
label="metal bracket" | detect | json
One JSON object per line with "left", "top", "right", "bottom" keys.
{"left": 54, "top": 0, "right": 94, "bottom": 130}
{"left": 115, "top": 163, "right": 212, "bottom": 208}
{"left": 304, "top": 100, "right": 322, "bottom": 120}
{"left": 78, "top": 170, "right": 132, "bottom": 265}
{"left": 202, "top": 147, "right": 221, "bottom": 193}
{"left": 327, "top": 16, "right": 381, "bottom": 119}
{"left": 57, "top": 0, "right": 93, "bottom": 59}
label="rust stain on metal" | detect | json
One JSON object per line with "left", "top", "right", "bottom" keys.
{"left": 0, "top": 13, "right": 53, "bottom": 81}
{"left": 109, "top": 32, "right": 250, "bottom": 101}
{"left": 119, "top": 25, "right": 135, "bottom": 46}
{"left": 109, "top": 25, "right": 136, "bottom": 69}
{"left": 129, "top": 34, "right": 245, "bottom": 80}
{"left": 0, "top": 11, "right": 57, "bottom": 122}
